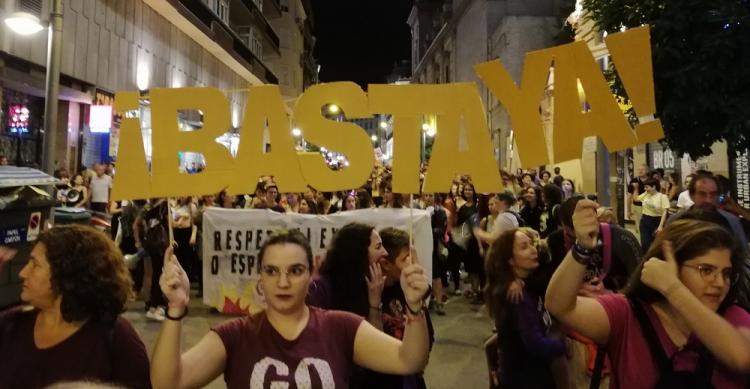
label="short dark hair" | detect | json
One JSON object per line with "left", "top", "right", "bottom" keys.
{"left": 716, "top": 175, "right": 732, "bottom": 195}
{"left": 643, "top": 178, "right": 660, "bottom": 188}
{"left": 379, "top": 227, "right": 410, "bottom": 263}
{"left": 497, "top": 192, "right": 516, "bottom": 207}
{"left": 554, "top": 167, "right": 561, "bottom": 174}
{"left": 37, "top": 225, "right": 133, "bottom": 323}
{"left": 542, "top": 184, "right": 563, "bottom": 206}
{"left": 541, "top": 170, "right": 551, "bottom": 179}
{"left": 688, "top": 173, "right": 718, "bottom": 196}
{"left": 257, "top": 229, "right": 313, "bottom": 271}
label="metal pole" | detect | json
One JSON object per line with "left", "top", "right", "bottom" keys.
{"left": 41, "top": 0, "right": 63, "bottom": 174}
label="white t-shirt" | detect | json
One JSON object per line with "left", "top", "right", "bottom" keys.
{"left": 677, "top": 190, "right": 694, "bottom": 209}
{"left": 638, "top": 191, "right": 669, "bottom": 217}
{"left": 492, "top": 211, "right": 519, "bottom": 235}
{"left": 89, "top": 174, "right": 112, "bottom": 203}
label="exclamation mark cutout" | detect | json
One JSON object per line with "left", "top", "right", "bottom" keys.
{"left": 604, "top": 26, "right": 664, "bottom": 144}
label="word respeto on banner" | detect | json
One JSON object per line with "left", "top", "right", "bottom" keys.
{"left": 202, "top": 208, "right": 433, "bottom": 315}
{"left": 111, "top": 26, "right": 663, "bottom": 200}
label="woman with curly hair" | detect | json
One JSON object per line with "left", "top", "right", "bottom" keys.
{"left": 307, "top": 223, "right": 389, "bottom": 329}
{"left": 0, "top": 225, "right": 150, "bottom": 388}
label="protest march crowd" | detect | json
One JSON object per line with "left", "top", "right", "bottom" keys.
{"left": 1, "top": 159, "right": 750, "bottom": 389}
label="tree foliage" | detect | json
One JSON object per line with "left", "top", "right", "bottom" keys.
{"left": 582, "top": 0, "right": 750, "bottom": 158}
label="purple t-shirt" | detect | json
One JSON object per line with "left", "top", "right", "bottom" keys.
{"left": 598, "top": 293, "right": 750, "bottom": 389}
{"left": 0, "top": 307, "right": 151, "bottom": 389}
{"left": 213, "top": 306, "right": 363, "bottom": 389}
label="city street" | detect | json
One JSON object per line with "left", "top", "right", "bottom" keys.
{"left": 126, "top": 291, "right": 492, "bottom": 389}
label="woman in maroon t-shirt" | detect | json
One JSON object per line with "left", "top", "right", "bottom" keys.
{"left": 546, "top": 200, "right": 750, "bottom": 388}
{"left": 0, "top": 225, "right": 151, "bottom": 389}
{"left": 151, "top": 229, "right": 432, "bottom": 389}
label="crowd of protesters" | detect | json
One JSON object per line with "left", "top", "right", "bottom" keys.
{"left": 1, "top": 157, "right": 749, "bottom": 389}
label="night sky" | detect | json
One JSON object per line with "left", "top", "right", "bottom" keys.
{"left": 311, "top": 0, "right": 414, "bottom": 89}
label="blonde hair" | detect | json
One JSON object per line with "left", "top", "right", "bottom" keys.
{"left": 596, "top": 207, "right": 617, "bottom": 224}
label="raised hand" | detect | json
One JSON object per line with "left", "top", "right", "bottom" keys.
{"left": 160, "top": 245, "right": 190, "bottom": 309}
{"left": 641, "top": 240, "right": 681, "bottom": 296}
{"left": 400, "top": 247, "right": 430, "bottom": 311}
{"left": 365, "top": 262, "right": 386, "bottom": 308}
{"left": 0, "top": 246, "right": 17, "bottom": 273}
{"left": 572, "top": 199, "right": 600, "bottom": 249}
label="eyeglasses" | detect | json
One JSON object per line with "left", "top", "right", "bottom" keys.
{"left": 260, "top": 264, "right": 309, "bottom": 280}
{"left": 682, "top": 264, "right": 739, "bottom": 285}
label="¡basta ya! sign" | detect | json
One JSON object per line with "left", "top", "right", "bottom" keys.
{"left": 111, "top": 26, "right": 662, "bottom": 201}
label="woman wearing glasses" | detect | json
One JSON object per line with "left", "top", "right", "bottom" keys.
{"left": 545, "top": 200, "right": 750, "bottom": 388}
{"left": 150, "top": 230, "right": 431, "bottom": 389}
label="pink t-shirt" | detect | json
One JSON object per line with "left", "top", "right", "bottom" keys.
{"left": 213, "top": 307, "right": 363, "bottom": 389}
{"left": 598, "top": 293, "right": 750, "bottom": 389}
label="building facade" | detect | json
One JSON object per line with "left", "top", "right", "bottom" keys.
{"left": 0, "top": 0, "right": 314, "bottom": 173}
{"left": 408, "top": 0, "right": 574, "bottom": 179}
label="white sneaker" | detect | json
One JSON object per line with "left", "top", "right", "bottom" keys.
{"left": 146, "top": 307, "right": 166, "bottom": 322}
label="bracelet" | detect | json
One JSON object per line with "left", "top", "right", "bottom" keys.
{"left": 571, "top": 243, "right": 594, "bottom": 265}
{"left": 369, "top": 303, "right": 382, "bottom": 312}
{"left": 405, "top": 302, "right": 425, "bottom": 316}
{"left": 165, "top": 306, "right": 188, "bottom": 321}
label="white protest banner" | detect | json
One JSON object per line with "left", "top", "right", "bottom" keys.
{"left": 202, "top": 208, "right": 433, "bottom": 314}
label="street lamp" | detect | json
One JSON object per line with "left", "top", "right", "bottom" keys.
{"left": 4, "top": 12, "right": 44, "bottom": 35}
{"left": 370, "top": 134, "right": 377, "bottom": 142}
{"left": 5, "top": 1, "right": 64, "bottom": 174}
{"left": 291, "top": 128, "right": 302, "bottom": 137}
{"left": 327, "top": 104, "right": 340, "bottom": 114}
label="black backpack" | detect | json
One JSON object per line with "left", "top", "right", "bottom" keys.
{"left": 506, "top": 210, "right": 527, "bottom": 228}
{"left": 628, "top": 297, "right": 714, "bottom": 389}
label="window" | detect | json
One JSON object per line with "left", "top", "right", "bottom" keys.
{"left": 237, "top": 26, "right": 263, "bottom": 59}
{"left": 204, "top": 0, "right": 229, "bottom": 24}
{"left": 217, "top": 0, "right": 229, "bottom": 24}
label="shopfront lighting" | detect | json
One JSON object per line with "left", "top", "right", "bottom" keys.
{"left": 291, "top": 128, "right": 302, "bottom": 137}
{"left": 379, "top": 121, "right": 388, "bottom": 129}
{"left": 422, "top": 123, "right": 431, "bottom": 131}
{"left": 371, "top": 134, "right": 377, "bottom": 142}
{"left": 4, "top": 12, "right": 44, "bottom": 35}
{"left": 327, "top": 104, "right": 340, "bottom": 114}
{"left": 426, "top": 128, "right": 436, "bottom": 137}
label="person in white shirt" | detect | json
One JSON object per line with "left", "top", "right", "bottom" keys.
{"left": 88, "top": 163, "right": 112, "bottom": 213}
{"left": 474, "top": 192, "right": 519, "bottom": 245}
{"left": 677, "top": 174, "right": 695, "bottom": 209}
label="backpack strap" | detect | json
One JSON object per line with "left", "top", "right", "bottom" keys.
{"left": 589, "top": 345, "right": 607, "bottom": 389}
{"left": 628, "top": 297, "right": 672, "bottom": 373}
{"left": 599, "top": 223, "right": 612, "bottom": 278}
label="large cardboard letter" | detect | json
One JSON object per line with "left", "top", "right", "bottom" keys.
{"left": 604, "top": 26, "right": 664, "bottom": 144}
{"left": 369, "top": 83, "right": 502, "bottom": 194}
{"left": 293, "top": 82, "right": 374, "bottom": 191}
{"left": 474, "top": 50, "right": 553, "bottom": 168}
{"left": 228, "top": 85, "right": 307, "bottom": 194}
{"left": 111, "top": 91, "right": 150, "bottom": 200}
{"left": 149, "top": 88, "right": 234, "bottom": 197}
{"left": 552, "top": 41, "right": 638, "bottom": 162}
